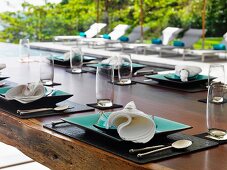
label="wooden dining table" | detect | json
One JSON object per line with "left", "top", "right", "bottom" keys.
{"left": 0, "top": 47, "right": 227, "bottom": 170}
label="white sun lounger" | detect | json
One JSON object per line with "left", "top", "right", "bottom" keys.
{"left": 90, "top": 25, "right": 149, "bottom": 51}
{"left": 54, "top": 23, "right": 107, "bottom": 42}
{"left": 135, "top": 27, "right": 183, "bottom": 54}
{"left": 115, "top": 27, "right": 182, "bottom": 54}
{"left": 148, "top": 28, "right": 206, "bottom": 60}
{"left": 118, "top": 26, "right": 150, "bottom": 52}
{"left": 186, "top": 32, "right": 227, "bottom": 61}
{"left": 82, "top": 24, "right": 130, "bottom": 47}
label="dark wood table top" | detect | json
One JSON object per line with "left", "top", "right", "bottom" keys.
{"left": 0, "top": 49, "right": 226, "bottom": 170}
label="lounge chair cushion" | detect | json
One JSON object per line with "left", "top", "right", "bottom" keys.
{"left": 151, "top": 38, "right": 162, "bottom": 44}
{"left": 213, "top": 44, "right": 226, "bottom": 50}
{"left": 119, "top": 36, "right": 129, "bottom": 42}
{"left": 103, "top": 34, "right": 111, "bottom": 39}
{"left": 79, "top": 32, "right": 86, "bottom": 37}
{"left": 173, "top": 41, "right": 185, "bottom": 47}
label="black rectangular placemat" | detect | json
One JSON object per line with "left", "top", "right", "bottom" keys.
{"left": 87, "top": 103, "right": 123, "bottom": 110}
{"left": 198, "top": 98, "right": 227, "bottom": 104}
{"left": 43, "top": 82, "right": 61, "bottom": 86}
{"left": 82, "top": 67, "right": 97, "bottom": 74}
{"left": 133, "top": 77, "right": 207, "bottom": 93}
{"left": 113, "top": 81, "right": 137, "bottom": 86}
{"left": 65, "top": 69, "right": 87, "bottom": 74}
{"left": 195, "top": 132, "right": 227, "bottom": 145}
{"left": 0, "top": 100, "right": 94, "bottom": 119}
{"left": 0, "top": 76, "right": 9, "bottom": 81}
{"left": 44, "top": 123, "right": 218, "bottom": 164}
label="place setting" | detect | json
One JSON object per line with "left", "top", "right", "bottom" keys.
{"left": 47, "top": 47, "right": 97, "bottom": 68}
{"left": 64, "top": 47, "right": 99, "bottom": 74}
{"left": 0, "top": 60, "right": 96, "bottom": 118}
{"left": 0, "top": 82, "right": 95, "bottom": 118}
{"left": 41, "top": 45, "right": 100, "bottom": 75}
{"left": 133, "top": 65, "right": 209, "bottom": 92}
{"left": 85, "top": 54, "right": 146, "bottom": 82}
{"left": 44, "top": 101, "right": 218, "bottom": 164}
{"left": 113, "top": 54, "right": 137, "bottom": 86}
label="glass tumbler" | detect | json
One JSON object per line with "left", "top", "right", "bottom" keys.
{"left": 70, "top": 47, "right": 83, "bottom": 73}
{"left": 96, "top": 64, "right": 114, "bottom": 107}
{"left": 208, "top": 64, "right": 225, "bottom": 87}
{"left": 117, "top": 54, "right": 132, "bottom": 85}
{"left": 19, "top": 38, "right": 30, "bottom": 62}
{"left": 39, "top": 54, "right": 54, "bottom": 86}
{"left": 206, "top": 83, "right": 227, "bottom": 139}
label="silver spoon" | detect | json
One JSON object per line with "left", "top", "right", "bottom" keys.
{"left": 137, "top": 140, "right": 192, "bottom": 158}
{"left": 17, "top": 105, "right": 69, "bottom": 115}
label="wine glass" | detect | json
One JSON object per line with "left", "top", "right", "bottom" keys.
{"left": 117, "top": 54, "right": 132, "bottom": 85}
{"left": 206, "top": 83, "right": 227, "bottom": 139}
{"left": 70, "top": 47, "right": 83, "bottom": 73}
{"left": 208, "top": 64, "right": 225, "bottom": 87}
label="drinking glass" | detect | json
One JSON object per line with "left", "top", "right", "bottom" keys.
{"left": 96, "top": 64, "right": 114, "bottom": 107}
{"left": 208, "top": 64, "right": 225, "bottom": 87}
{"left": 39, "top": 54, "right": 54, "bottom": 86}
{"left": 206, "top": 83, "right": 227, "bottom": 139}
{"left": 19, "top": 38, "right": 30, "bottom": 62}
{"left": 70, "top": 47, "right": 83, "bottom": 73}
{"left": 117, "top": 54, "right": 132, "bottom": 85}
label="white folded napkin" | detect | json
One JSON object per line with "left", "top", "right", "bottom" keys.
{"left": 106, "top": 101, "right": 156, "bottom": 143}
{"left": 175, "top": 65, "right": 202, "bottom": 82}
{"left": 5, "top": 83, "right": 45, "bottom": 104}
{"left": 101, "top": 56, "right": 123, "bottom": 67}
{"left": 0, "top": 64, "right": 6, "bottom": 70}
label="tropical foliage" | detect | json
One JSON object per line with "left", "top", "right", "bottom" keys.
{"left": 0, "top": 0, "right": 226, "bottom": 43}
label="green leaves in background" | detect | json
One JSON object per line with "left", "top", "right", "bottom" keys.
{"left": 0, "top": 0, "right": 226, "bottom": 43}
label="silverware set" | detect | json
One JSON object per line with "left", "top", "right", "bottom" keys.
{"left": 129, "top": 145, "right": 164, "bottom": 153}
{"left": 83, "top": 60, "right": 99, "bottom": 65}
{"left": 133, "top": 69, "right": 156, "bottom": 76}
{"left": 51, "top": 120, "right": 67, "bottom": 127}
{"left": 17, "top": 105, "right": 70, "bottom": 115}
{"left": 129, "top": 139, "right": 192, "bottom": 158}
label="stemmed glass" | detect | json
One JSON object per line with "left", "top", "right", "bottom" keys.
{"left": 208, "top": 64, "right": 225, "bottom": 87}
{"left": 117, "top": 54, "right": 132, "bottom": 85}
{"left": 70, "top": 47, "right": 83, "bottom": 73}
